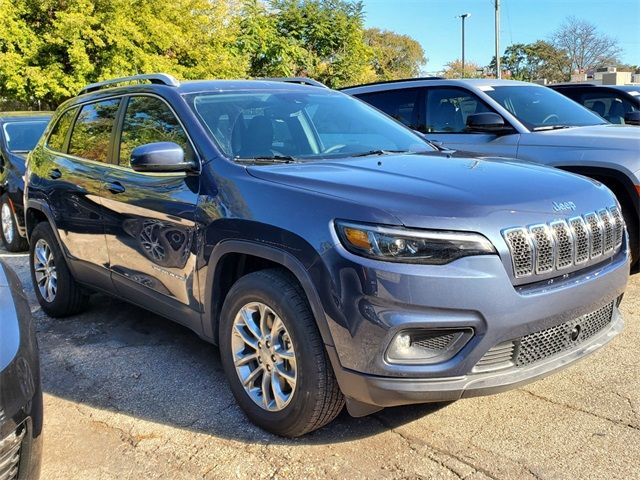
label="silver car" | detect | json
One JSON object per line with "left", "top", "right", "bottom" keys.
{"left": 343, "top": 79, "right": 640, "bottom": 267}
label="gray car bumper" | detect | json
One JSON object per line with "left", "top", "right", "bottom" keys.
{"left": 330, "top": 306, "right": 623, "bottom": 410}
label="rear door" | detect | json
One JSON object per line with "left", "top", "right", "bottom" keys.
{"left": 35, "top": 99, "right": 120, "bottom": 290}
{"left": 101, "top": 94, "right": 201, "bottom": 326}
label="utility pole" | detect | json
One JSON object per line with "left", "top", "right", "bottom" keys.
{"left": 495, "top": 0, "right": 501, "bottom": 78}
{"left": 459, "top": 13, "right": 470, "bottom": 78}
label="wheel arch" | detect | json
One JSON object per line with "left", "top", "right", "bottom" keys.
{"left": 25, "top": 199, "right": 57, "bottom": 242}
{"left": 202, "top": 240, "right": 334, "bottom": 349}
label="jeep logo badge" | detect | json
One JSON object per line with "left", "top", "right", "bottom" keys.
{"left": 553, "top": 201, "right": 576, "bottom": 212}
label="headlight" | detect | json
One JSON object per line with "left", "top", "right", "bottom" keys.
{"left": 335, "top": 221, "right": 496, "bottom": 264}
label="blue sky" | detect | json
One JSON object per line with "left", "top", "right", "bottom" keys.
{"left": 360, "top": 0, "right": 640, "bottom": 73}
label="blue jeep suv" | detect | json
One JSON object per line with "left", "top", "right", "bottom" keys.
{"left": 25, "top": 74, "right": 629, "bottom": 436}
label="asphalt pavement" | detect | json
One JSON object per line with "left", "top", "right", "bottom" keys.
{"left": 1, "top": 244, "right": 638, "bottom": 480}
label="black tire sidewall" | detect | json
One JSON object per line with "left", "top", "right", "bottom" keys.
{"left": 29, "top": 222, "right": 83, "bottom": 317}
{"left": 0, "top": 196, "right": 27, "bottom": 252}
{"left": 219, "top": 272, "right": 325, "bottom": 435}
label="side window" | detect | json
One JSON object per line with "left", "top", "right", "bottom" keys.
{"left": 581, "top": 92, "right": 635, "bottom": 124}
{"left": 424, "top": 88, "right": 493, "bottom": 133}
{"left": 119, "top": 96, "right": 193, "bottom": 166}
{"left": 47, "top": 107, "right": 78, "bottom": 152}
{"left": 356, "top": 88, "right": 421, "bottom": 130}
{"left": 68, "top": 99, "right": 120, "bottom": 162}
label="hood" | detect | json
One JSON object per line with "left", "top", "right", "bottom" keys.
{"left": 247, "top": 152, "right": 616, "bottom": 230}
{"left": 523, "top": 124, "right": 640, "bottom": 150}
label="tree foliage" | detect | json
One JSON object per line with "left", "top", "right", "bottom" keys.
{"left": 441, "top": 59, "right": 484, "bottom": 79}
{"left": 490, "top": 41, "right": 570, "bottom": 82}
{"left": 364, "top": 28, "right": 426, "bottom": 80}
{"left": 2, "top": 0, "right": 430, "bottom": 107}
{"left": 551, "top": 16, "right": 622, "bottom": 73}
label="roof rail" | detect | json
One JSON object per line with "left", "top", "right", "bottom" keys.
{"left": 339, "top": 76, "right": 445, "bottom": 90}
{"left": 550, "top": 82, "right": 596, "bottom": 87}
{"left": 79, "top": 73, "right": 180, "bottom": 95}
{"left": 260, "top": 77, "right": 328, "bottom": 88}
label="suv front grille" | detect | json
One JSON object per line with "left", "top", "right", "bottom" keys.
{"left": 0, "top": 425, "right": 25, "bottom": 480}
{"left": 502, "top": 206, "right": 623, "bottom": 279}
{"left": 473, "top": 302, "right": 615, "bottom": 373}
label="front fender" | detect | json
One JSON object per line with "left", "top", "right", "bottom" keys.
{"left": 201, "top": 239, "right": 335, "bottom": 348}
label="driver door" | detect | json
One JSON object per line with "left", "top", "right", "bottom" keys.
{"left": 421, "top": 87, "right": 519, "bottom": 157}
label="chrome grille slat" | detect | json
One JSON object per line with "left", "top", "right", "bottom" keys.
{"left": 529, "top": 224, "right": 554, "bottom": 274}
{"left": 550, "top": 220, "right": 574, "bottom": 269}
{"left": 585, "top": 212, "right": 604, "bottom": 258}
{"left": 503, "top": 207, "right": 624, "bottom": 279}
{"left": 569, "top": 216, "right": 590, "bottom": 264}
{"left": 610, "top": 206, "right": 624, "bottom": 247}
{"left": 599, "top": 208, "right": 615, "bottom": 253}
{"left": 503, "top": 228, "right": 534, "bottom": 278}
{"left": 473, "top": 341, "right": 516, "bottom": 373}
{"left": 0, "top": 426, "right": 25, "bottom": 480}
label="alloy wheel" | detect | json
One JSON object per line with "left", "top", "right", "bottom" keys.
{"left": 1, "top": 203, "right": 14, "bottom": 245}
{"left": 231, "top": 302, "right": 297, "bottom": 412}
{"left": 33, "top": 239, "right": 57, "bottom": 302}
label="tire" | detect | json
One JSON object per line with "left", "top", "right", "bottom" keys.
{"left": 219, "top": 269, "right": 344, "bottom": 437}
{"left": 29, "top": 221, "right": 89, "bottom": 317}
{"left": 1, "top": 195, "right": 28, "bottom": 252}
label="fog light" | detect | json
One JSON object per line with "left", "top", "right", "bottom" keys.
{"left": 386, "top": 329, "right": 473, "bottom": 364}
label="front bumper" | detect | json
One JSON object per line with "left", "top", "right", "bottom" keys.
{"left": 330, "top": 305, "right": 623, "bottom": 409}
{"left": 316, "top": 238, "right": 629, "bottom": 410}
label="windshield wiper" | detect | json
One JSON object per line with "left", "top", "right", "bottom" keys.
{"left": 351, "top": 149, "right": 411, "bottom": 157}
{"left": 234, "top": 155, "right": 298, "bottom": 164}
{"left": 531, "top": 125, "right": 573, "bottom": 131}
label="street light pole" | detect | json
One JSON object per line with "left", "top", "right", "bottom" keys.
{"left": 495, "top": 0, "right": 501, "bottom": 78}
{"left": 459, "top": 13, "right": 470, "bottom": 78}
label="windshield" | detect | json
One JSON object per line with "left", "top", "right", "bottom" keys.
{"left": 188, "top": 90, "right": 434, "bottom": 161}
{"left": 2, "top": 121, "right": 49, "bottom": 152}
{"left": 484, "top": 86, "right": 607, "bottom": 130}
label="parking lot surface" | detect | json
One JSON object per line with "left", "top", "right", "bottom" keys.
{"left": 1, "top": 244, "right": 638, "bottom": 480}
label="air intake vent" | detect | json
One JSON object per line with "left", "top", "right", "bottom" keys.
{"left": 0, "top": 425, "right": 25, "bottom": 480}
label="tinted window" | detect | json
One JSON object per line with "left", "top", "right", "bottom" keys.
{"left": 68, "top": 99, "right": 120, "bottom": 162}
{"left": 190, "top": 91, "right": 433, "bottom": 160}
{"left": 580, "top": 91, "right": 637, "bottom": 125}
{"left": 2, "top": 121, "right": 49, "bottom": 152}
{"left": 484, "top": 86, "right": 605, "bottom": 129}
{"left": 356, "top": 88, "right": 421, "bottom": 130}
{"left": 425, "top": 88, "right": 493, "bottom": 133}
{"left": 118, "top": 96, "right": 193, "bottom": 166}
{"left": 47, "top": 108, "right": 78, "bottom": 152}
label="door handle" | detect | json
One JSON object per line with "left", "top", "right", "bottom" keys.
{"left": 105, "top": 181, "right": 126, "bottom": 194}
{"left": 49, "top": 168, "right": 62, "bottom": 179}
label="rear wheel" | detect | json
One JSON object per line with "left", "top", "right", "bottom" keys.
{"left": 219, "top": 269, "right": 344, "bottom": 437}
{"left": 29, "top": 222, "right": 89, "bottom": 317}
{"left": 1, "top": 195, "right": 28, "bottom": 252}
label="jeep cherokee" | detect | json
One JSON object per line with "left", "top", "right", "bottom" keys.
{"left": 25, "top": 74, "right": 629, "bottom": 437}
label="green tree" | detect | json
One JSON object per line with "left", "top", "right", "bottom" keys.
{"left": 0, "top": 0, "right": 246, "bottom": 107}
{"left": 238, "top": 0, "right": 376, "bottom": 87}
{"left": 364, "top": 28, "right": 426, "bottom": 80}
{"left": 441, "top": 59, "right": 484, "bottom": 79}
{"left": 490, "top": 41, "right": 570, "bottom": 82}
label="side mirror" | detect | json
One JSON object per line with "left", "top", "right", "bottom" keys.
{"left": 466, "top": 113, "right": 512, "bottom": 134}
{"left": 624, "top": 111, "right": 640, "bottom": 126}
{"left": 130, "top": 142, "right": 195, "bottom": 173}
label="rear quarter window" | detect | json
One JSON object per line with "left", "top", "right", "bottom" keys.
{"left": 47, "top": 107, "right": 79, "bottom": 152}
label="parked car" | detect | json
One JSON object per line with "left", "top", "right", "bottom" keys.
{"left": 0, "top": 261, "right": 43, "bottom": 479}
{"left": 549, "top": 83, "right": 640, "bottom": 126}
{"left": 342, "top": 78, "right": 640, "bottom": 267}
{"left": 0, "top": 112, "right": 52, "bottom": 251}
{"left": 25, "top": 74, "right": 629, "bottom": 437}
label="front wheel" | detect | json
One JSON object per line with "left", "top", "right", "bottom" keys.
{"left": 219, "top": 269, "right": 344, "bottom": 437}
{"left": 1, "top": 195, "right": 28, "bottom": 252}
